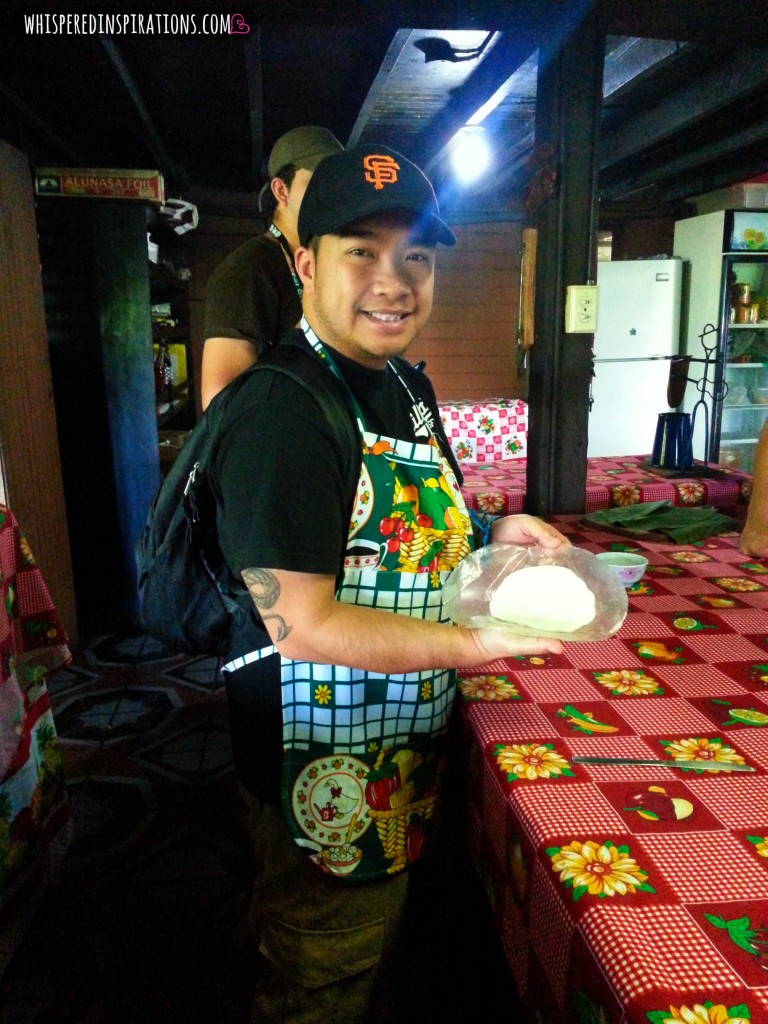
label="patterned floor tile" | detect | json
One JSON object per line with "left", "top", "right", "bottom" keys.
{"left": 0, "top": 632, "right": 520, "bottom": 1024}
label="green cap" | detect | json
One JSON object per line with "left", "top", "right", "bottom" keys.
{"left": 267, "top": 126, "right": 343, "bottom": 178}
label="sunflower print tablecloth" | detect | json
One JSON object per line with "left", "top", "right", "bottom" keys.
{"left": 458, "top": 516, "right": 768, "bottom": 1024}
{"left": 458, "top": 454, "right": 752, "bottom": 521}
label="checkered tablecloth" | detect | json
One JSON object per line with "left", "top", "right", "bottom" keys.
{"left": 460, "top": 454, "right": 753, "bottom": 521}
{"left": 458, "top": 516, "right": 768, "bottom": 1024}
{"left": 1, "top": 504, "right": 71, "bottom": 976}
{"left": 439, "top": 398, "right": 528, "bottom": 463}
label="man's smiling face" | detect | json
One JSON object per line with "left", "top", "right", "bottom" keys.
{"left": 295, "top": 209, "right": 436, "bottom": 369}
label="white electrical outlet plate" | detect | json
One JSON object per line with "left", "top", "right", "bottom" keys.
{"left": 565, "top": 284, "right": 599, "bottom": 333}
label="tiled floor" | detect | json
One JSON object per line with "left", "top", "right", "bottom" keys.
{"left": 0, "top": 633, "right": 521, "bottom": 1023}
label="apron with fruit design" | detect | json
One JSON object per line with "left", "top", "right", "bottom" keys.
{"left": 281, "top": 322, "right": 473, "bottom": 881}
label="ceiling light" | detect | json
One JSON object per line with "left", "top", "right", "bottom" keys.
{"left": 451, "top": 129, "right": 491, "bottom": 185}
{"left": 414, "top": 32, "right": 494, "bottom": 64}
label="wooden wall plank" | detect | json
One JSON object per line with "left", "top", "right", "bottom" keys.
{"left": 0, "top": 141, "right": 77, "bottom": 639}
{"left": 410, "top": 221, "right": 523, "bottom": 400}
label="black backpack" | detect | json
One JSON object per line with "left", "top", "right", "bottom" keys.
{"left": 135, "top": 335, "right": 360, "bottom": 656}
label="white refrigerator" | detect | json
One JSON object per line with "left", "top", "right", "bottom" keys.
{"left": 588, "top": 258, "right": 684, "bottom": 458}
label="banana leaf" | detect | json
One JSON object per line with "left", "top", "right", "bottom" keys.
{"left": 582, "top": 501, "right": 739, "bottom": 544}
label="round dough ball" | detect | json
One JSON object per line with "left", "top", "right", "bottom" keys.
{"left": 489, "top": 564, "right": 596, "bottom": 632}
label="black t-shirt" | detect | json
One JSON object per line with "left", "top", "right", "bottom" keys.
{"left": 212, "top": 333, "right": 455, "bottom": 582}
{"left": 203, "top": 233, "right": 301, "bottom": 354}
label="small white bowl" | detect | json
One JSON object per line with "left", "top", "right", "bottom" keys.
{"left": 595, "top": 551, "right": 648, "bottom": 587}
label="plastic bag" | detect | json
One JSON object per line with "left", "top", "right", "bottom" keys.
{"left": 442, "top": 542, "right": 628, "bottom": 641}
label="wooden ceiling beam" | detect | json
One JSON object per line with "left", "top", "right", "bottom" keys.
{"left": 600, "top": 46, "right": 768, "bottom": 169}
{"left": 602, "top": 114, "right": 768, "bottom": 201}
{"left": 99, "top": 36, "right": 186, "bottom": 187}
{"left": 0, "top": 81, "right": 83, "bottom": 161}
{"left": 603, "top": 0, "right": 768, "bottom": 44}
{"left": 203, "top": 0, "right": 768, "bottom": 43}
{"left": 235, "top": 0, "right": 552, "bottom": 32}
{"left": 657, "top": 141, "right": 768, "bottom": 205}
{"left": 408, "top": 30, "right": 539, "bottom": 170}
{"left": 346, "top": 29, "right": 412, "bottom": 147}
{"left": 243, "top": 31, "right": 264, "bottom": 191}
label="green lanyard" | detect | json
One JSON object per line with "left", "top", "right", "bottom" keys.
{"left": 300, "top": 317, "right": 423, "bottom": 433}
{"left": 300, "top": 318, "right": 367, "bottom": 435}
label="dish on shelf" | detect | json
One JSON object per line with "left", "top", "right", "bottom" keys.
{"left": 723, "top": 385, "right": 748, "bottom": 405}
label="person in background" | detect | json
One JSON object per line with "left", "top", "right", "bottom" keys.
{"left": 200, "top": 125, "right": 343, "bottom": 408}
{"left": 211, "top": 143, "right": 569, "bottom": 1023}
{"left": 739, "top": 418, "right": 768, "bottom": 556}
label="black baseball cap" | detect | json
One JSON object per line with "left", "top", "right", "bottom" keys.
{"left": 297, "top": 145, "right": 455, "bottom": 248}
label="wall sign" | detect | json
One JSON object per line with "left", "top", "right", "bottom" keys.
{"left": 34, "top": 167, "right": 165, "bottom": 203}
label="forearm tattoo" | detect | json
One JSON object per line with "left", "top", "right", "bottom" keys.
{"left": 242, "top": 568, "right": 292, "bottom": 641}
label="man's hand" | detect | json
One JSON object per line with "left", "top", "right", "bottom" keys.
{"left": 490, "top": 514, "right": 570, "bottom": 550}
{"left": 471, "top": 627, "right": 563, "bottom": 664}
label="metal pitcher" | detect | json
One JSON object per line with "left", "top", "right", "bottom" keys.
{"left": 651, "top": 412, "right": 694, "bottom": 471}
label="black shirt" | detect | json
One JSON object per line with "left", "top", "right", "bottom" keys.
{"left": 212, "top": 332, "right": 454, "bottom": 581}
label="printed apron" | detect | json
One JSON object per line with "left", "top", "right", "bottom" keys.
{"left": 281, "top": 326, "right": 474, "bottom": 881}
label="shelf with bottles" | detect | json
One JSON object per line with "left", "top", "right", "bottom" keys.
{"left": 150, "top": 276, "right": 193, "bottom": 425}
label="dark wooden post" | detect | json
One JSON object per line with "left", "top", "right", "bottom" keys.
{"left": 525, "top": 7, "right": 605, "bottom": 515}
{"left": 93, "top": 202, "right": 161, "bottom": 621}
{"left": 39, "top": 200, "right": 159, "bottom": 632}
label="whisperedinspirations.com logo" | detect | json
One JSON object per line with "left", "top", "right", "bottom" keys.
{"left": 23, "top": 12, "right": 251, "bottom": 36}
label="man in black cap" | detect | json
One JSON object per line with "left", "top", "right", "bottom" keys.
{"left": 212, "top": 145, "right": 567, "bottom": 1023}
{"left": 201, "top": 125, "right": 343, "bottom": 408}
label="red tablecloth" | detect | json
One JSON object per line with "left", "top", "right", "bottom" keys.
{"left": 439, "top": 398, "right": 528, "bottom": 463}
{"left": 0, "top": 505, "right": 71, "bottom": 977}
{"left": 459, "top": 516, "right": 768, "bottom": 1023}
{"left": 460, "top": 454, "right": 753, "bottom": 521}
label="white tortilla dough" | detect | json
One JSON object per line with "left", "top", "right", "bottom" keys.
{"left": 489, "top": 564, "right": 596, "bottom": 632}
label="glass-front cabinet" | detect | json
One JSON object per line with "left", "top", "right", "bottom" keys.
{"left": 717, "top": 252, "right": 768, "bottom": 474}
{"left": 674, "top": 209, "right": 768, "bottom": 471}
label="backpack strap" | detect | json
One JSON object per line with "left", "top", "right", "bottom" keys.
{"left": 206, "top": 330, "right": 362, "bottom": 598}
{"left": 207, "top": 330, "right": 360, "bottom": 504}
{"left": 254, "top": 336, "right": 360, "bottom": 499}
